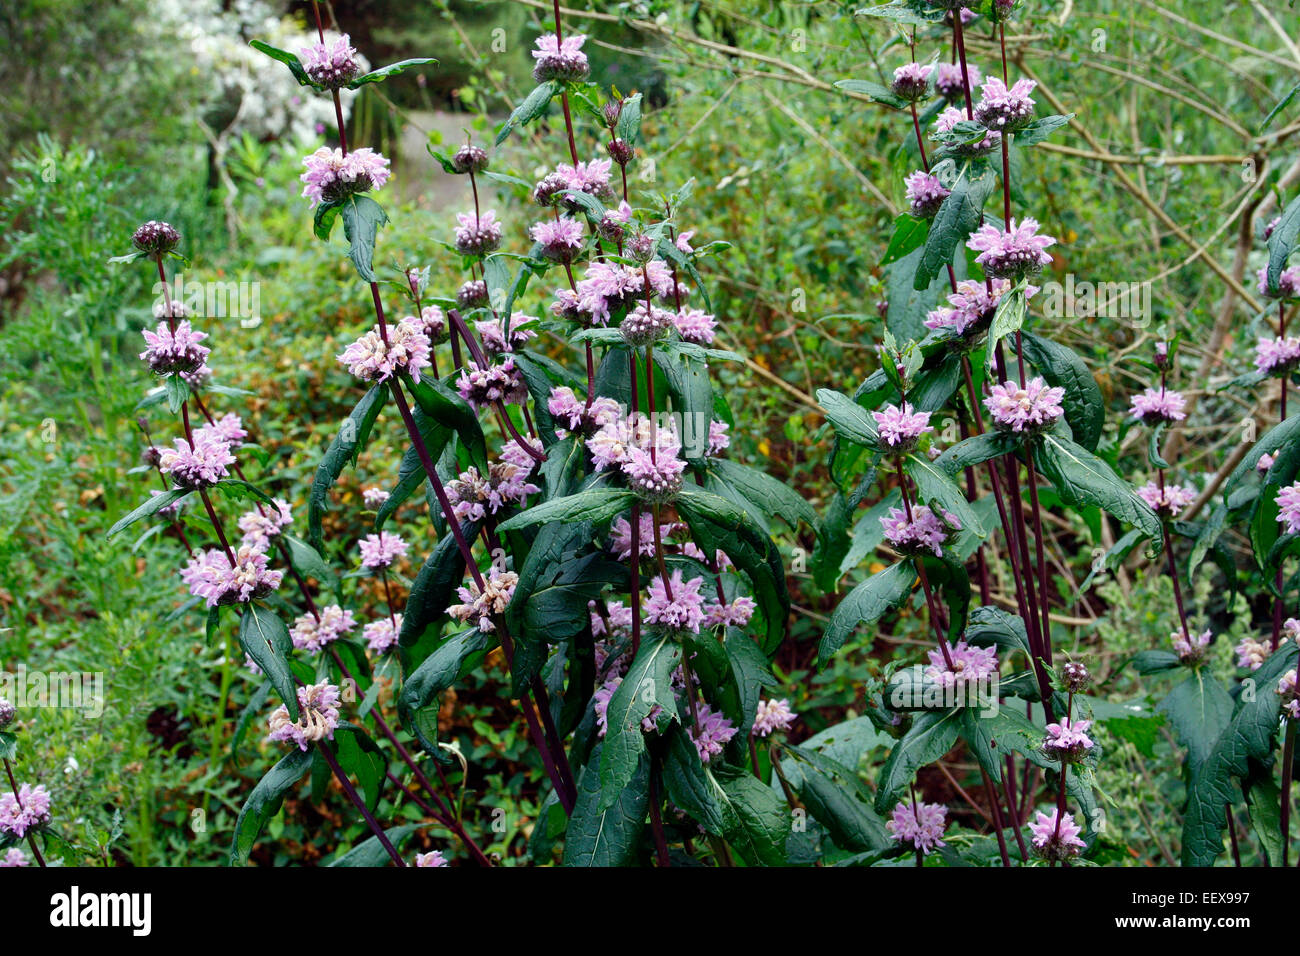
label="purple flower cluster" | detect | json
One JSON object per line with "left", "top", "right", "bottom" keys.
{"left": 891, "top": 62, "right": 934, "bottom": 102}
{"left": 1276, "top": 482, "right": 1300, "bottom": 533}
{"left": 1042, "top": 717, "right": 1094, "bottom": 763}
{"left": 872, "top": 401, "right": 934, "bottom": 452}
{"left": 0, "top": 783, "right": 51, "bottom": 839}
{"left": 1257, "top": 265, "right": 1300, "bottom": 301}
{"left": 338, "top": 316, "right": 431, "bottom": 383}
{"left": 1136, "top": 481, "right": 1197, "bottom": 518}
{"left": 290, "top": 605, "right": 357, "bottom": 652}
{"left": 456, "top": 357, "right": 528, "bottom": 409}
{"left": 447, "top": 569, "right": 519, "bottom": 632}
{"left": 364, "top": 616, "right": 401, "bottom": 654}
{"left": 935, "top": 63, "right": 981, "bottom": 103}
{"left": 300, "top": 147, "right": 392, "bottom": 206}
{"left": 1028, "top": 809, "right": 1085, "bottom": 861}
{"left": 974, "top": 77, "right": 1036, "bottom": 131}
{"left": 446, "top": 456, "right": 541, "bottom": 522}
{"left": 532, "top": 33, "right": 590, "bottom": 82}
{"left": 300, "top": 34, "right": 361, "bottom": 88}
{"left": 881, "top": 504, "right": 961, "bottom": 557}
{"left": 967, "top": 217, "right": 1055, "bottom": 279}
{"left": 688, "top": 702, "right": 738, "bottom": 763}
{"left": 887, "top": 800, "right": 947, "bottom": 854}
{"left": 547, "top": 386, "right": 621, "bottom": 438}
{"left": 1171, "top": 628, "right": 1213, "bottom": 665}
{"left": 644, "top": 570, "right": 707, "bottom": 633}
{"left": 904, "top": 170, "right": 950, "bottom": 218}
{"left": 237, "top": 498, "right": 292, "bottom": 551}
{"left": 926, "top": 640, "right": 998, "bottom": 689}
{"left": 752, "top": 698, "right": 797, "bottom": 737}
{"left": 1278, "top": 669, "right": 1300, "bottom": 720}
{"left": 454, "top": 209, "right": 503, "bottom": 256}
{"left": 1128, "top": 387, "right": 1187, "bottom": 425}
{"left": 1254, "top": 335, "right": 1300, "bottom": 376}
{"left": 702, "top": 595, "right": 757, "bottom": 629}
{"left": 358, "top": 531, "right": 408, "bottom": 570}
{"left": 267, "top": 681, "right": 342, "bottom": 751}
{"left": 140, "top": 320, "right": 210, "bottom": 375}
{"left": 984, "top": 377, "right": 1065, "bottom": 434}
{"left": 181, "top": 545, "right": 284, "bottom": 607}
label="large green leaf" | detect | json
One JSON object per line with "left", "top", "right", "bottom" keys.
{"left": 711, "top": 765, "right": 791, "bottom": 866}
{"left": 1018, "top": 332, "right": 1105, "bottom": 451}
{"left": 563, "top": 745, "right": 649, "bottom": 867}
{"left": 914, "top": 164, "right": 996, "bottom": 291}
{"left": 238, "top": 604, "right": 298, "bottom": 720}
{"left": 1266, "top": 194, "right": 1300, "bottom": 292}
{"left": 107, "top": 489, "right": 191, "bottom": 539}
{"left": 496, "top": 80, "right": 560, "bottom": 145}
{"left": 399, "top": 521, "right": 479, "bottom": 649}
{"left": 1158, "top": 670, "right": 1234, "bottom": 780}
{"left": 308, "top": 384, "right": 387, "bottom": 551}
{"left": 230, "top": 748, "right": 313, "bottom": 865}
{"left": 327, "top": 824, "right": 422, "bottom": 866}
{"left": 819, "top": 562, "right": 917, "bottom": 665}
{"left": 496, "top": 487, "right": 635, "bottom": 531}
{"left": 874, "top": 708, "right": 963, "bottom": 812}
{"left": 598, "top": 634, "right": 681, "bottom": 807}
{"left": 1034, "top": 433, "right": 1163, "bottom": 543}
{"left": 816, "top": 388, "right": 879, "bottom": 447}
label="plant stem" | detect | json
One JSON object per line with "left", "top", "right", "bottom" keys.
{"left": 315, "top": 740, "right": 405, "bottom": 865}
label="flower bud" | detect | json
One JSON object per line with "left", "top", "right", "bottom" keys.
{"left": 607, "top": 138, "right": 634, "bottom": 166}
{"left": 627, "top": 233, "right": 656, "bottom": 263}
{"left": 1061, "top": 661, "right": 1091, "bottom": 693}
{"left": 451, "top": 144, "right": 489, "bottom": 174}
{"left": 132, "top": 220, "right": 181, "bottom": 256}
{"left": 0, "top": 697, "right": 14, "bottom": 729}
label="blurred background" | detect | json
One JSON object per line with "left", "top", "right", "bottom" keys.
{"left": 0, "top": 0, "right": 1296, "bottom": 864}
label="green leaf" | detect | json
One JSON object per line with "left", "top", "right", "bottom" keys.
{"left": 496, "top": 80, "right": 560, "bottom": 145}
{"left": 704, "top": 458, "right": 817, "bottom": 531}
{"left": 347, "top": 57, "right": 437, "bottom": 89}
{"left": 238, "top": 605, "right": 298, "bottom": 721}
{"left": 834, "top": 78, "right": 907, "bottom": 109}
{"left": 165, "top": 374, "right": 190, "bottom": 414}
{"left": 230, "top": 748, "right": 312, "bottom": 865}
{"left": 984, "top": 284, "right": 1026, "bottom": 372}
{"left": 711, "top": 765, "right": 791, "bottom": 866}
{"left": 340, "top": 195, "right": 389, "bottom": 282}
{"left": 399, "top": 521, "right": 478, "bottom": 648}
{"left": 308, "top": 384, "right": 387, "bottom": 551}
{"left": 915, "top": 164, "right": 996, "bottom": 291}
{"left": 107, "top": 489, "right": 190, "bottom": 539}
{"left": 935, "top": 431, "right": 1017, "bottom": 476}
{"left": 332, "top": 724, "right": 386, "bottom": 810}
{"left": 564, "top": 745, "right": 649, "bottom": 867}
{"left": 874, "top": 709, "right": 962, "bottom": 812}
{"left": 398, "top": 628, "right": 494, "bottom": 720}
{"left": 881, "top": 213, "right": 930, "bottom": 266}
{"left": 1017, "top": 331, "right": 1104, "bottom": 451}
{"left": 820, "top": 562, "right": 917, "bottom": 665}
{"left": 1034, "top": 433, "right": 1164, "bottom": 543}
{"left": 907, "top": 451, "right": 986, "bottom": 549}
{"left": 1267, "top": 194, "right": 1300, "bottom": 293}
{"left": 406, "top": 373, "right": 488, "bottom": 472}
{"left": 1263, "top": 82, "right": 1300, "bottom": 132}
{"left": 662, "top": 724, "right": 729, "bottom": 834}
{"left": 1224, "top": 414, "right": 1300, "bottom": 498}
{"left": 615, "top": 92, "right": 643, "bottom": 144}
{"left": 816, "top": 388, "right": 879, "bottom": 447}
{"left": 1158, "top": 670, "right": 1234, "bottom": 780}
{"left": 327, "top": 824, "right": 421, "bottom": 866}
{"left": 1013, "top": 113, "right": 1074, "bottom": 147}
{"left": 249, "top": 39, "right": 315, "bottom": 88}
{"left": 791, "top": 754, "right": 890, "bottom": 852}
{"left": 1181, "top": 642, "right": 1299, "bottom": 866}
{"left": 599, "top": 635, "right": 681, "bottom": 807}
{"left": 496, "top": 487, "right": 635, "bottom": 532}
{"left": 282, "top": 534, "right": 334, "bottom": 588}
{"left": 675, "top": 486, "right": 791, "bottom": 653}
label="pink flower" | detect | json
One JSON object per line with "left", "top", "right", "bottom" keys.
{"left": 475, "top": 312, "right": 537, "bottom": 355}
{"left": 593, "top": 676, "right": 662, "bottom": 735}
{"left": 456, "top": 357, "right": 527, "bottom": 409}
{"left": 926, "top": 640, "right": 998, "bottom": 689}
{"left": 446, "top": 456, "right": 540, "bottom": 522}
{"left": 984, "top": 377, "right": 1065, "bottom": 433}
{"left": 967, "top": 217, "right": 1055, "bottom": 279}
{"left": 158, "top": 433, "right": 235, "bottom": 488}
{"left": 1258, "top": 452, "right": 1277, "bottom": 474}
{"left": 1043, "top": 717, "right": 1094, "bottom": 762}
{"left": 0, "top": 783, "right": 51, "bottom": 838}
{"left": 448, "top": 569, "right": 518, "bottom": 632}
{"left": 1235, "top": 635, "right": 1275, "bottom": 671}
{"left": 414, "top": 850, "right": 449, "bottom": 867}
{"left": 609, "top": 512, "right": 681, "bottom": 561}
{"left": 300, "top": 33, "right": 361, "bottom": 88}
{"left": 139, "top": 320, "right": 209, "bottom": 375}
{"left": 364, "top": 616, "right": 401, "bottom": 654}
{"left": 530, "top": 217, "right": 585, "bottom": 263}
{"left": 1129, "top": 387, "right": 1187, "bottom": 425}
{"left": 300, "top": 147, "right": 391, "bottom": 206}
{"left": 974, "top": 76, "right": 1036, "bottom": 130}
{"left": 703, "top": 595, "right": 756, "bottom": 629}
{"left": 453, "top": 209, "right": 503, "bottom": 256}
{"left": 0, "top": 848, "right": 28, "bottom": 867}
{"left": 267, "top": 682, "right": 342, "bottom": 751}
{"left": 689, "top": 703, "right": 738, "bottom": 762}
{"left": 891, "top": 62, "right": 934, "bottom": 101}
{"left": 338, "top": 315, "right": 431, "bottom": 383}
{"left": 623, "top": 442, "right": 687, "bottom": 501}
{"left": 887, "top": 800, "right": 947, "bottom": 854}
{"left": 1257, "top": 265, "right": 1300, "bottom": 301}
{"left": 752, "top": 698, "right": 797, "bottom": 737}
{"left": 202, "top": 412, "right": 248, "bottom": 448}
{"left": 644, "top": 571, "right": 707, "bottom": 633}
{"left": 555, "top": 158, "right": 612, "bottom": 197}
{"left": 881, "top": 504, "right": 961, "bottom": 557}
{"left": 935, "top": 62, "right": 981, "bottom": 102}
{"left": 1278, "top": 669, "right": 1300, "bottom": 720}
{"left": 362, "top": 487, "right": 391, "bottom": 508}
{"left": 706, "top": 420, "right": 730, "bottom": 457}
{"left": 181, "top": 545, "right": 284, "bottom": 607}
{"left": 547, "top": 386, "right": 620, "bottom": 437}
{"left": 924, "top": 278, "right": 1019, "bottom": 341}
{"left": 290, "top": 605, "right": 357, "bottom": 652}
{"left": 872, "top": 401, "right": 934, "bottom": 451}
{"left": 1028, "top": 808, "right": 1085, "bottom": 861}
{"left": 1136, "top": 481, "right": 1196, "bottom": 518}
{"left": 532, "top": 33, "right": 589, "bottom": 82}
{"left": 359, "top": 531, "right": 408, "bottom": 570}
{"left": 237, "top": 498, "right": 293, "bottom": 551}
{"left": 1277, "top": 483, "right": 1300, "bottom": 533}
{"left": 1254, "top": 335, "right": 1300, "bottom": 376}
{"left": 904, "top": 170, "right": 950, "bottom": 218}
{"left": 672, "top": 308, "right": 717, "bottom": 345}
{"left": 416, "top": 305, "right": 446, "bottom": 342}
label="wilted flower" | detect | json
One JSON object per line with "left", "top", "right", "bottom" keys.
{"left": 267, "top": 682, "right": 342, "bottom": 751}
{"left": 448, "top": 569, "right": 519, "bottom": 632}
{"left": 0, "top": 697, "right": 13, "bottom": 729}
{"left": 1061, "top": 661, "right": 1092, "bottom": 693}
{"left": 1172, "top": 628, "right": 1213, "bottom": 665}
{"left": 457, "top": 279, "right": 489, "bottom": 310}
